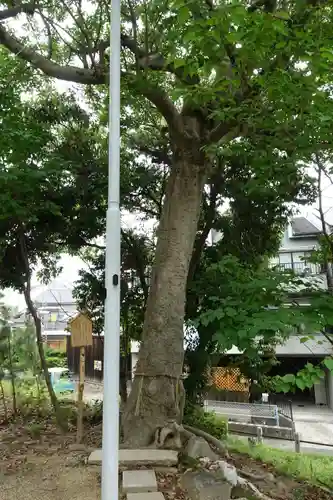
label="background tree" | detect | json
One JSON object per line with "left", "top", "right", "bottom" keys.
{"left": 0, "top": 50, "right": 107, "bottom": 425}
{"left": 74, "top": 231, "right": 152, "bottom": 402}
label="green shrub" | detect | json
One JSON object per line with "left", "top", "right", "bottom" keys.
{"left": 183, "top": 400, "right": 228, "bottom": 440}
{"left": 85, "top": 399, "right": 103, "bottom": 424}
{"left": 45, "top": 348, "right": 67, "bottom": 368}
{"left": 26, "top": 422, "right": 43, "bottom": 439}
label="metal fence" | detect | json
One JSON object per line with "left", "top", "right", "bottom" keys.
{"left": 271, "top": 261, "right": 322, "bottom": 275}
{"left": 205, "top": 400, "right": 280, "bottom": 425}
{"left": 269, "top": 394, "right": 293, "bottom": 421}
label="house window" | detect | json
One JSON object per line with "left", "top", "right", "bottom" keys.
{"left": 49, "top": 312, "right": 58, "bottom": 323}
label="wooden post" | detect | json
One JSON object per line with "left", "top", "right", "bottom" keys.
{"left": 256, "top": 426, "right": 263, "bottom": 445}
{"left": 68, "top": 312, "right": 92, "bottom": 445}
{"left": 77, "top": 346, "right": 85, "bottom": 443}
{"left": 295, "top": 432, "right": 301, "bottom": 453}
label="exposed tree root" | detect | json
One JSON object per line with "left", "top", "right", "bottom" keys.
{"left": 120, "top": 421, "right": 274, "bottom": 500}
{"left": 182, "top": 426, "right": 273, "bottom": 500}
{"left": 183, "top": 424, "right": 229, "bottom": 457}
{"left": 239, "top": 469, "right": 270, "bottom": 481}
{"left": 237, "top": 475, "right": 274, "bottom": 500}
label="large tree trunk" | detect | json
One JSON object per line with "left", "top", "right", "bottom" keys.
{"left": 122, "top": 150, "right": 207, "bottom": 447}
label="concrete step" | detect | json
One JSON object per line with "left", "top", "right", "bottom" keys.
{"left": 88, "top": 448, "right": 178, "bottom": 466}
{"left": 123, "top": 469, "right": 157, "bottom": 494}
{"left": 127, "top": 493, "right": 165, "bottom": 500}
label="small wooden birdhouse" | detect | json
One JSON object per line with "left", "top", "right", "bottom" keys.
{"left": 68, "top": 312, "right": 93, "bottom": 347}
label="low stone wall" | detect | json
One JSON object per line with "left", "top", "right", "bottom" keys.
{"left": 228, "top": 420, "right": 295, "bottom": 440}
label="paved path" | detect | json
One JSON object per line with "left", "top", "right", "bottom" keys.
{"left": 292, "top": 404, "right": 333, "bottom": 448}
{"left": 208, "top": 401, "right": 333, "bottom": 455}
{"left": 292, "top": 404, "right": 333, "bottom": 423}
{"left": 71, "top": 378, "right": 104, "bottom": 403}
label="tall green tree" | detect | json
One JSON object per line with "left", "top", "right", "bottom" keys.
{"left": 0, "top": 49, "right": 107, "bottom": 424}
{"left": 1, "top": 1, "right": 333, "bottom": 445}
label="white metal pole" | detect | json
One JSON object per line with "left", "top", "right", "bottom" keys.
{"left": 102, "top": 0, "right": 121, "bottom": 497}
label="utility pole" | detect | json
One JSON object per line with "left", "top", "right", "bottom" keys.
{"left": 101, "top": 0, "right": 121, "bottom": 498}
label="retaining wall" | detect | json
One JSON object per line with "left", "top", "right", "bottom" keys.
{"left": 228, "top": 421, "right": 295, "bottom": 440}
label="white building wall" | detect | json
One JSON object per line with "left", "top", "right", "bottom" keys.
{"left": 275, "top": 335, "right": 332, "bottom": 356}
{"left": 221, "top": 335, "right": 332, "bottom": 357}
{"left": 279, "top": 227, "right": 319, "bottom": 251}
{"left": 314, "top": 378, "right": 328, "bottom": 405}
{"left": 131, "top": 336, "right": 332, "bottom": 363}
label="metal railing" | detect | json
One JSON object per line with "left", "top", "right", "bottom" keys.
{"left": 271, "top": 262, "right": 322, "bottom": 275}
{"left": 268, "top": 394, "right": 294, "bottom": 421}
{"left": 204, "top": 400, "right": 280, "bottom": 425}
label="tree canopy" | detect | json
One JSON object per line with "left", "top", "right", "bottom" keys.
{"left": 1, "top": 0, "right": 333, "bottom": 446}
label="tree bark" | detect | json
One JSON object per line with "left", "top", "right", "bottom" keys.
{"left": 18, "top": 230, "right": 63, "bottom": 428}
{"left": 7, "top": 333, "right": 17, "bottom": 415}
{"left": 0, "top": 379, "right": 8, "bottom": 422}
{"left": 23, "top": 285, "right": 63, "bottom": 426}
{"left": 122, "top": 150, "right": 207, "bottom": 447}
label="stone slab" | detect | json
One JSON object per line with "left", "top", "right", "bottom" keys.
{"left": 88, "top": 448, "right": 178, "bottom": 466}
{"left": 186, "top": 436, "right": 218, "bottom": 461}
{"left": 181, "top": 470, "right": 232, "bottom": 500}
{"left": 127, "top": 493, "right": 165, "bottom": 500}
{"left": 123, "top": 469, "right": 157, "bottom": 493}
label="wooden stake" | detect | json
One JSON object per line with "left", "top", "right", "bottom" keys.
{"left": 295, "top": 432, "right": 301, "bottom": 453}
{"left": 77, "top": 346, "right": 85, "bottom": 443}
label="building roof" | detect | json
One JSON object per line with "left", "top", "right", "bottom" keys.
{"left": 34, "top": 279, "right": 75, "bottom": 306}
{"left": 43, "top": 329, "right": 71, "bottom": 337}
{"left": 291, "top": 217, "right": 321, "bottom": 237}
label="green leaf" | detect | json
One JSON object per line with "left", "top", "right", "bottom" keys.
{"left": 283, "top": 374, "right": 295, "bottom": 384}
{"left": 296, "top": 378, "right": 306, "bottom": 390}
{"left": 173, "top": 58, "right": 186, "bottom": 69}
{"left": 225, "top": 307, "right": 236, "bottom": 317}
{"left": 275, "top": 10, "right": 290, "bottom": 19}
{"left": 178, "top": 6, "right": 190, "bottom": 23}
{"left": 323, "top": 358, "right": 333, "bottom": 372}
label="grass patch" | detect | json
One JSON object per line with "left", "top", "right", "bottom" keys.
{"left": 228, "top": 437, "right": 333, "bottom": 489}
{"left": 183, "top": 401, "right": 228, "bottom": 440}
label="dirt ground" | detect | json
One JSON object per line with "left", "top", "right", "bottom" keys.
{"left": 0, "top": 422, "right": 101, "bottom": 500}
{"left": 0, "top": 418, "right": 331, "bottom": 500}
{"left": 1, "top": 455, "right": 100, "bottom": 500}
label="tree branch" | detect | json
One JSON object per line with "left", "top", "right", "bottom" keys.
{"left": 0, "top": 25, "right": 105, "bottom": 84}
{"left": 136, "top": 144, "right": 172, "bottom": 166}
{"left": 121, "top": 33, "right": 199, "bottom": 84}
{"left": 314, "top": 153, "right": 333, "bottom": 292}
{"left": 121, "top": 230, "right": 149, "bottom": 301}
{"left": 79, "top": 237, "right": 106, "bottom": 250}
{"left": 0, "top": 24, "right": 182, "bottom": 131}
{"left": 128, "top": 76, "right": 182, "bottom": 134}
{"left": 208, "top": 122, "right": 245, "bottom": 146}
{"left": 0, "top": 3, "right": 35, "bottom": 21}
{"left": 322, "top": 330, "right": 333, "bottom": 347}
